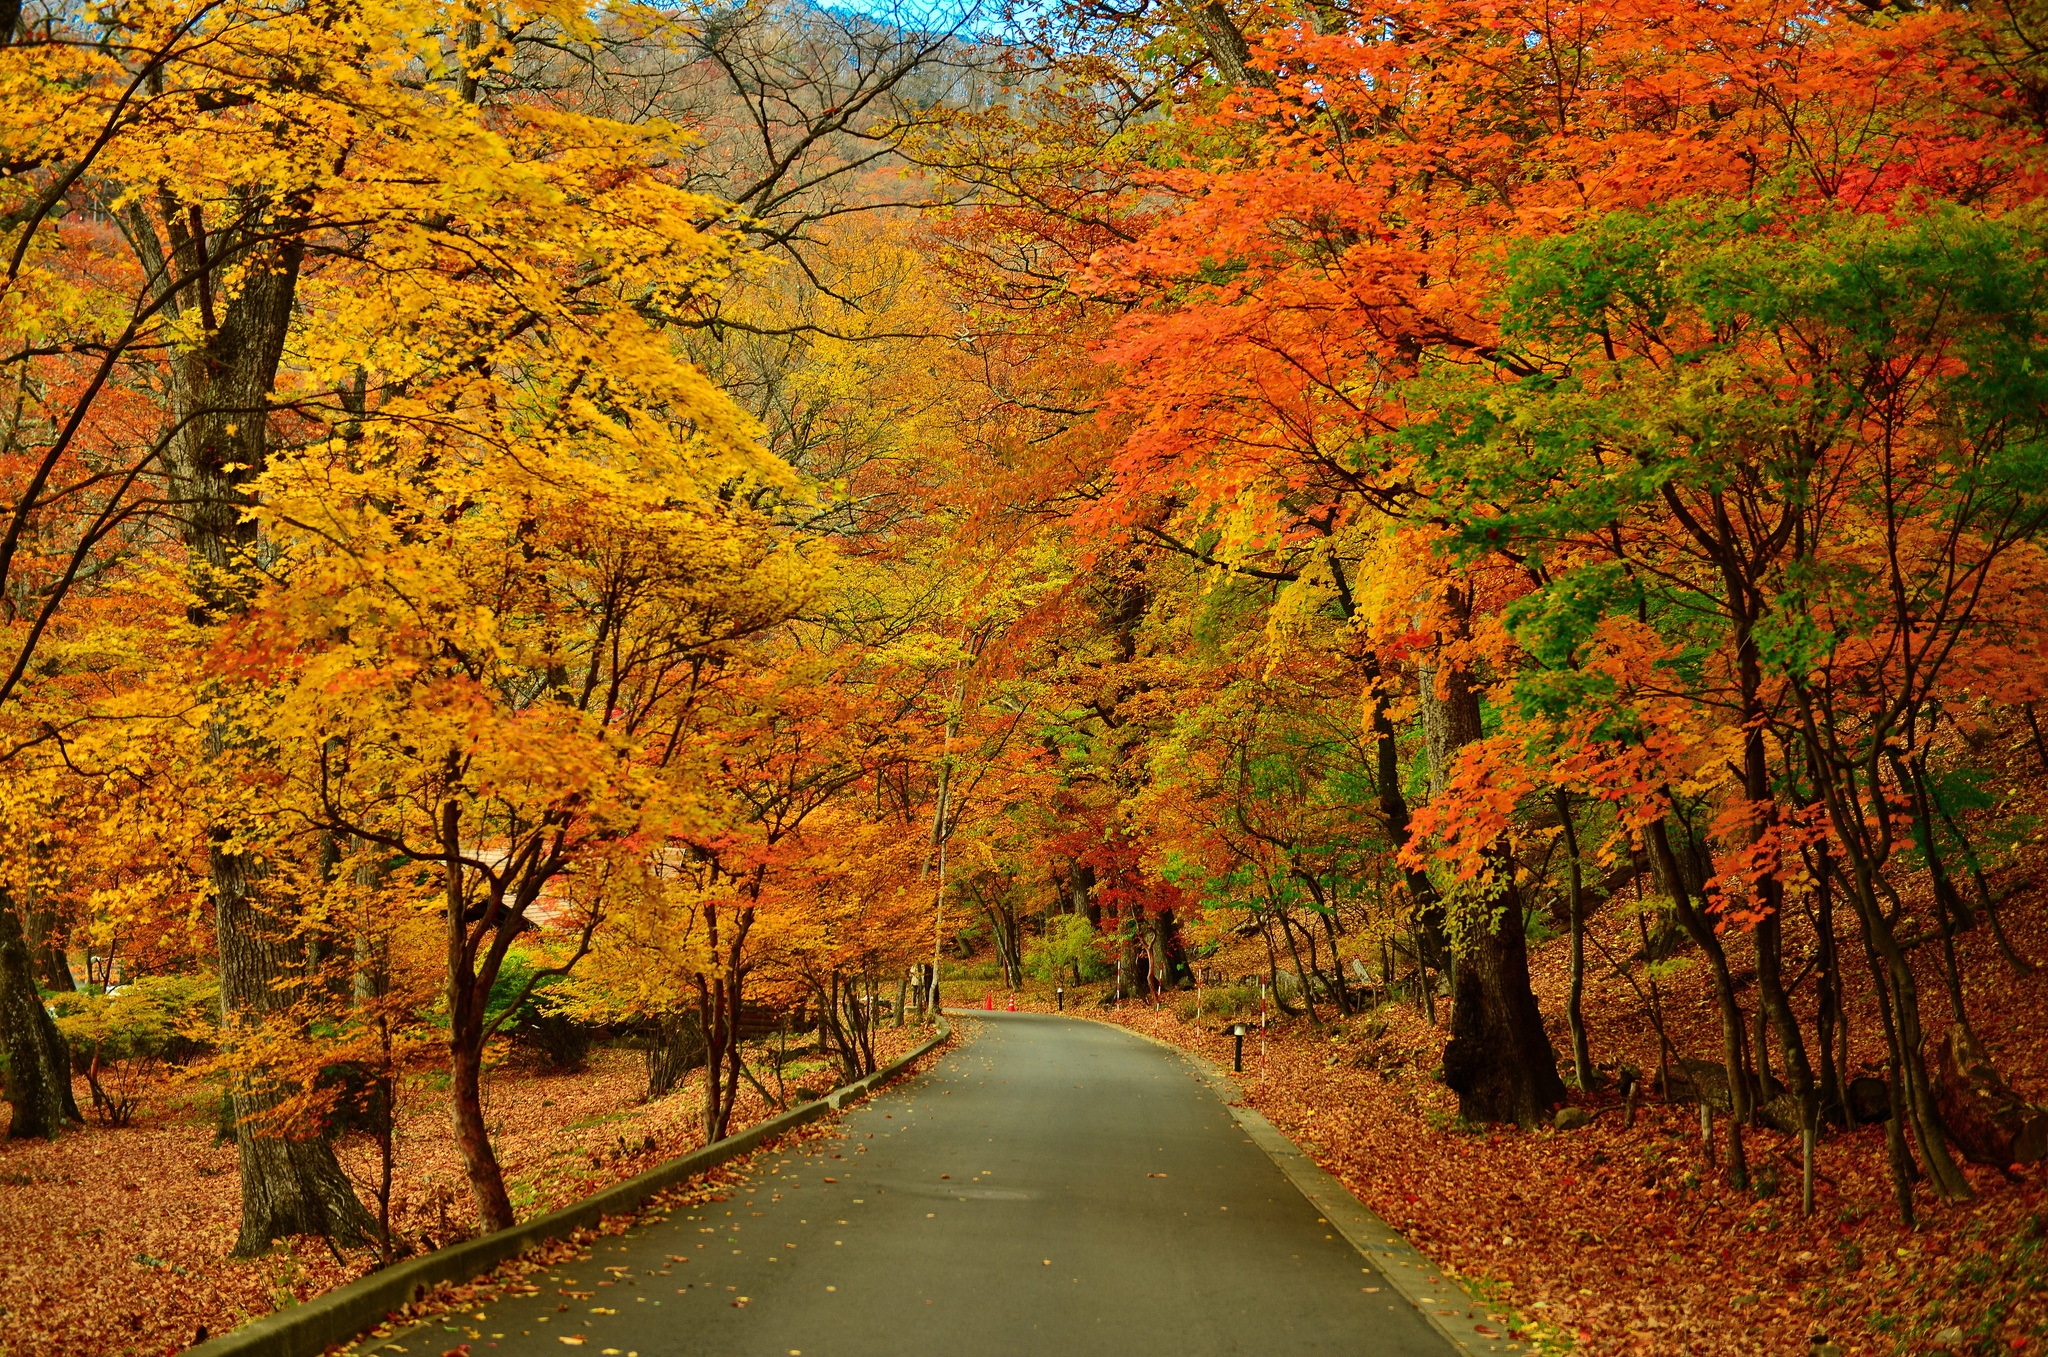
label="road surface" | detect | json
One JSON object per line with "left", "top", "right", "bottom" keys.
{"left": 373, "top": 1012, "right": 1456, "bottom": 1356}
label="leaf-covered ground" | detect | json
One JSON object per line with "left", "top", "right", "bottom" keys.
{"left": 0, "top": 1026, "right": 929, "bottom": 1357}
{"left": 956, "top": 905, "right": 2048, "bottom": 1356}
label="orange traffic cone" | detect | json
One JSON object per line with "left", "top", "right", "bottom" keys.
{"left": 983, "top": 992, "right": 993, "bottom": 1011}
{"left": 1006, "top": 995, "right": 1016, "bottom": 1012}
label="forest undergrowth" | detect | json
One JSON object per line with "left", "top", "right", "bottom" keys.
{"left": 0, "top": 1025, "right": 927, "bottom": 1357}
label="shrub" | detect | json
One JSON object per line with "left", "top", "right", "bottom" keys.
{"left": 51, "top": 973, "right": 220, "bottom": 1126}
{"left": 1173, "top": 984, "right": 1257, "bottom": 1025}
{"left": 491, "top": 955, "right": 595, "bottom": 1071}
{"left": 1024, "top": 915, "right": 1112, "bottom": 983}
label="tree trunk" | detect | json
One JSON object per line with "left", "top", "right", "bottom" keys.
{"left": 25, "top": 906, "right": 74, "bottom": 992}
{"left": 1257, "top": 912, "right": 1298, "bottom": 1016}
{"left": 1555, "top": 791, "right": 1594, "bottom": 1090}
{"left": 448, "top": 1026, "right": 512, "bottom": 1234}
{"left": 148, "top": 201, "right": 370, "bottom": 1251}
{"left": 1146, "top": 910, "right": 1179, "bottom": 994}
{"left": 216, "top": 847, "right": 376, "bottom": 1253}
{"left": 1443, "top": 876, "right": 1565, "bottom": 1125}
{"left": 1318, "top": 907, "right": 1353, "bottom": 1015}
{"left": 1813, "top": 858, "right": 1848, "bottom": 1125}
{"left": 1802, "top": 746, "right": 1974, "bottom": 1205}
{"left": 1070, "top": 863, "right": 1099, "bottom": 927}
{"left": 1646, "top": 816, "right": 1753, "bottom": 1187}
{"left": 1277, "top": 910, "right": 1321, "bottom": 1023}
{"left": 695, "top": 901, "right": 755, "bottom": 1144}
{"left": 646, "top": 1012, "right": 706, "bottom": 1100}
{"left": 1421, "top": 638, "right": 1563, "bottom": 1125}
{"left": 0, "top": 894, "right": 79, "bottom": 1138}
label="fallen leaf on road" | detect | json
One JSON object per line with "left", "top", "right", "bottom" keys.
{"left": 589, "top": 1307, "right": 616, "bottom": 1314}
{"left": 558, "top": 1338, "right": 586, "bottom": 1347}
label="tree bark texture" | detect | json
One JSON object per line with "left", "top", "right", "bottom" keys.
{"left": 144, "top": 200, "right": 371, "bottom": 1249}
{"left": 1555, "top": 791, "right": 1594, "bottom": 1090}
{"left": 0, "top": 894, "right": 80, "bottom": 1138}
{"left": 1187, "top": 0, "right": 1271, "bottom": 87}
{"left": 646, "top": 1012, "right": 707, "bottom": 1101}
{"left": 215, "top": 845, "right": 376, "bottom": 1253}
{"left": 1421, "top": 645, "right": 1564, "bottom": 1125}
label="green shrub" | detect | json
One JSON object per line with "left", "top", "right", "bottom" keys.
{"left": 51, "top": 973, "right": 220, "bottom": 1126}
{"left": 492, "top": 955, "right": 595, "bottom": 1070}
{"left": 1024, "top": 915, "right": 1111, "bottom": 983}
{"left": 50, "top": 973, "right": 218, "bottom": 1066}
{"left": 1174, "top": 984, "right": 1257, "bottom": 1024}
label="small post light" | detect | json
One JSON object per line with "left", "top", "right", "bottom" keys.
{"left": 1055, "top": 985, "right": 1065, "bottom": 1012}
{"left": 1231, "top": 1023, "right": 1248, "bottom": 1073}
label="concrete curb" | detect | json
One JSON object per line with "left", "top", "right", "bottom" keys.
{"left": 185, "top": 1016, "right": 952, "bottom": 1357}
{"left": 1100, "top": 1017, "right": 1527, "bottom": 1356}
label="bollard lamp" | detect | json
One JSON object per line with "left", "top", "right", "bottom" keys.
{"left": 1230, "top": 1022, "right": 1248, "bottom": 1073}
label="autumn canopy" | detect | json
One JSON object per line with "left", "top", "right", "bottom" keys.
{"left": 4, "top": 0, "right": 2048, "bottom": 1347}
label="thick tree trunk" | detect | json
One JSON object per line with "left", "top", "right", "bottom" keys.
{"left": 1444, "top": 877, "right": 1565, "bottom": 1125}
{"left": 1420, "top": 639, "right": 1563, "bottom": 1125}
{"left": 0, "top": 895, "right": 80, "bottom": 1138}
{"left": 215, "top": 846, "right": 376, "bottom": 1253}
{"left": 1187, "top": 0, "right": 1271, "bottom": 87}
{"left": 1070, "top": 863, "right": 1099, "bottom": 926}
{"left": 147, "top": 204, "right": 368, "bottom": 1250}
{"left": 1146, "top": 910, "right": 1180, "bottom": 994}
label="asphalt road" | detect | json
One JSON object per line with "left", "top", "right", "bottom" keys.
{"left": 387, "top": 1012, "right": 1455, "bottom": 1357}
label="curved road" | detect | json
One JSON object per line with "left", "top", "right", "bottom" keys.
{"left": 377, "top": 1013, "right": 1458, "bottom": 1356}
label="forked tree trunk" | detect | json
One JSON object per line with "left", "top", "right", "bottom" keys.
{"left": 0, "top": 894, "right": 80, "bottom": 1138}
